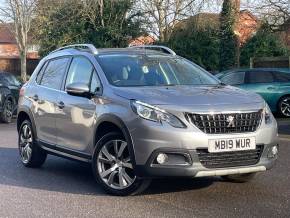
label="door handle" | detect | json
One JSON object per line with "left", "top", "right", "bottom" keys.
{"left": 32, "top": 95, "right": 39, "bottom": 101}
{"left": 267, "top": 87, "right": 275, "bottom": 90}
{"left": 57, "top": 101, "right": 65, "bottom": 109}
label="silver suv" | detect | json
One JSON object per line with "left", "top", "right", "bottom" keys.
{"left": 17, "top": 44, "right": 279, "bottom": 195}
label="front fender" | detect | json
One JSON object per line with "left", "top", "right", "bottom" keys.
{"left": 94, "top": 113, "right": 136, "bottom": 166}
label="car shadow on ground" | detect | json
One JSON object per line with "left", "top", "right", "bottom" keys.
{"left": 0, "top": 147, "right": 215, "bottom": 196}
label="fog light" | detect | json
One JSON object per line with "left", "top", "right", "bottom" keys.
{"left": 268, "top": 145, "right": 278, "bottom": 158}
{"left": 156, "top": 153, "right": 168, "bottom": 164}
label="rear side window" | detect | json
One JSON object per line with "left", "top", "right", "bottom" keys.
{"left": 247, "top": 71, "right": 274, "bottom": 84}
{"left": 221, "top": 72, "right": 245, "bottom": 85}
{"left": 40, "top": 58, "right": 70, "bottom": 90}
{"left": 36, "top": 62, "right": 48, "bottom": 84}
{"left": 273, "top": 72, "right": 290, "bottom": 82}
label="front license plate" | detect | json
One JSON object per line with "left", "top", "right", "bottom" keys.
{"left": 208, "top": 137, "right": 256, "bottom": 153}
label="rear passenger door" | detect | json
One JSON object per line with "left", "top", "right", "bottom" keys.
{"left": 32, "top": 57, "right": 70, "bottom": 145}
{"left": 56, "top": 56, "right": 101, "bottom": 153}
{"left": 244, "top": 70, "right": 278, "bottom": 109}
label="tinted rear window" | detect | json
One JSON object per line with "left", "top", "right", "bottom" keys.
{"left": 247, "top": 71, "right": 274, "bottom": 84}
{"left": 40, "top": 58, "right": 70, "bottom": 90}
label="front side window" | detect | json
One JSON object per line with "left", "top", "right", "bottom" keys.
{"left": 96, "top": 54, "right": 219, "bottom": 87}
{"left": 40, "top": 58, "right": 70, "bottom": 90}
{"left": 221, "top": 72, "right": 245, "bottom": 85}
{"left": 247, "top": 71, "right": 274, "bottom": 84}
{"left": 90, "top": 70, "right": 101, "bottom": 94}
{"left": 66, "top": 56, "right": 93, "bottom": 86}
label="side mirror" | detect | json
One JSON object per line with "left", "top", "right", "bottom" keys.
{"left": 66, "top": 83, "right": 91, "bottom": 97}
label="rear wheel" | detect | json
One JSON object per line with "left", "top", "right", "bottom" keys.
{"left": 278, "top": 96, "right": 290, "bottom": 117}
{"left": 0, "top": 98, "right": 13, "bottom": 123}
{"left": 18, "top": 120, "right": 47, "bottom": 167}
{"left": 92, "top": 132, "right": 151, "bottom": 196}
{"left": 222, "top": 173, "right": 256, "bottom": 183}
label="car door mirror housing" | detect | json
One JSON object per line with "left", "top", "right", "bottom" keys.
{"left": 66, "top": 83, "right": 91, "bottom": 98}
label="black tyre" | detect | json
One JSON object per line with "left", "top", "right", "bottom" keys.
{"left": 92, "top": 132, "right": 151, "bottom": 196}
{"left": 0, "top": 98, "right": 13, "bottom": 123}
{"left": 18, "top": 120, "right": 47, "bottom": 167}
{"left": 278, "top": 96, "right": 290, "bottom": 118}
{"left": 222, "top": 173, "right": 256, "bottom": 183}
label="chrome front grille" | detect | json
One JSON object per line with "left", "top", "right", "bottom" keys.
{"left": 185, "top": 110, "right": 263, "bottom": 134}
{"left": 196, "top": 145, "right": 264, "bottom": 168}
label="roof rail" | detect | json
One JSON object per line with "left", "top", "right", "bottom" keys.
{"left": 128, "top": 45, "right": 176, "bottom": 56}
{"left": 50, "top": 44, "right": 98, "bottom": 55}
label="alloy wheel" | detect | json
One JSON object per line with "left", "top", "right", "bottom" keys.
{"left": 97, "top": 139, "right": 136, "bottom": 190}
{"left": 280, "top": 97, "right": 290, "bottom": 117}
{"left": 19, "top": 124, "right": 33, "bottom": 164}
{"left": 5, "top": 100, "right": 13, "bottom": 120}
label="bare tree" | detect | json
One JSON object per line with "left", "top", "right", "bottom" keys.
{"left": 0, "top": 0, "right": 37, "bottom": 82}
{"left": 135, "top": 0, "right": 207, "bottom": 42}
{"left": 82, "top": 0, "right": 105, "bottom": 28}
{"left": 253, "top": 0, "right": 289, "bottom": 29}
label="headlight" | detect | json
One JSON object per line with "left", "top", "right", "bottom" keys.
{"left": 131, "top": 100, "right": 186, "bottom": 128}
{"left": 264, "top": 102, "right": 272, "bottom": 124}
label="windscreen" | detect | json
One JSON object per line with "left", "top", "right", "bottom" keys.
{"left": 96, "top": 54, "right": 219, "bottom": 87}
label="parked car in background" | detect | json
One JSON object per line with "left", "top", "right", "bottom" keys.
{"left": 0, "top": 72, "right": 21, "bottom": 123}
{"left": 217, "top": 68, "right": 290, "bottom": 117}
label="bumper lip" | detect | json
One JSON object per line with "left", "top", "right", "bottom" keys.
{"left": 195, "top": 166, "right": 266, "bottom": 177}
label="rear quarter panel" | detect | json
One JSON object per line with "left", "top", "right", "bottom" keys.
{"left": 277, "top": 82, "right": 290, "bottom": 102}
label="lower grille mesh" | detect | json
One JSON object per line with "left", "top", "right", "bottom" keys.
{"left": 196, "top": 145, "right": 264, "bottom": 169}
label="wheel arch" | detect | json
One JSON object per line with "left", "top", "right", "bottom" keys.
{"left": 17, "top": 107, "right": 37, "bottom": 138}
{"left": 277, "top": 94, "right": 290, "bottom": 109}
{"left": 94, "top": 114, "right": 136, "bottom": 166}
{"left": 0, "top": 87, "right": 14, "bottom": 106}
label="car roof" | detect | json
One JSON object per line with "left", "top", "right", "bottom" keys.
{"left": 45, "top": 47, "right": 174, "bottom": 60}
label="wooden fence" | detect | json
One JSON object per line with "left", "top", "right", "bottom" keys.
{"left": 250, "top": 56, "right": 290, "bottom": 68}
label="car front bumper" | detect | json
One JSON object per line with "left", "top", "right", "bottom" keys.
{"left": 133, "top": 143, "right": 278, "bottom": 178}
{"left": 128, "top": 116, "right": 279, "bottom": 178}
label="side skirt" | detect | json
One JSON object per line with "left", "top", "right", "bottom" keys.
{"left": 37, "top": 140, "right": 92, "bottom": 163}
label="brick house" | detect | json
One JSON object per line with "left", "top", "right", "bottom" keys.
{"left": 173, "top": 10, "right": 259, "bottom": 46}
{"left": 0, "top": 23, "right": 39, "bottom": 76}
{"left": 128, "top": 35, "right": 155, "bottom": 46}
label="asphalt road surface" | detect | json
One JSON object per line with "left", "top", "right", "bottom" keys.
{"left": 0, "top": 119, "right": 289, "bottom": 218}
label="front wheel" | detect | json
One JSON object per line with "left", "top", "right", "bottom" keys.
{"left": 222, "top": 173, "right": 256, "bottom": 183}
{"left": 92, "top": 132, "right": 151, "bottom": 196}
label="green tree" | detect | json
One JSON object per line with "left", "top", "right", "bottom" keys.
{"left": 240, "top": 25, "right": 289, "bottom": 67}
{"left": 219, "top": 0, "right": 240, "bottom": 71}
{"left": 165, "top": 27, "right": 220, "bottom": 71}
{"left": 36, "top": 0, "right": 143, "bottom": 56}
